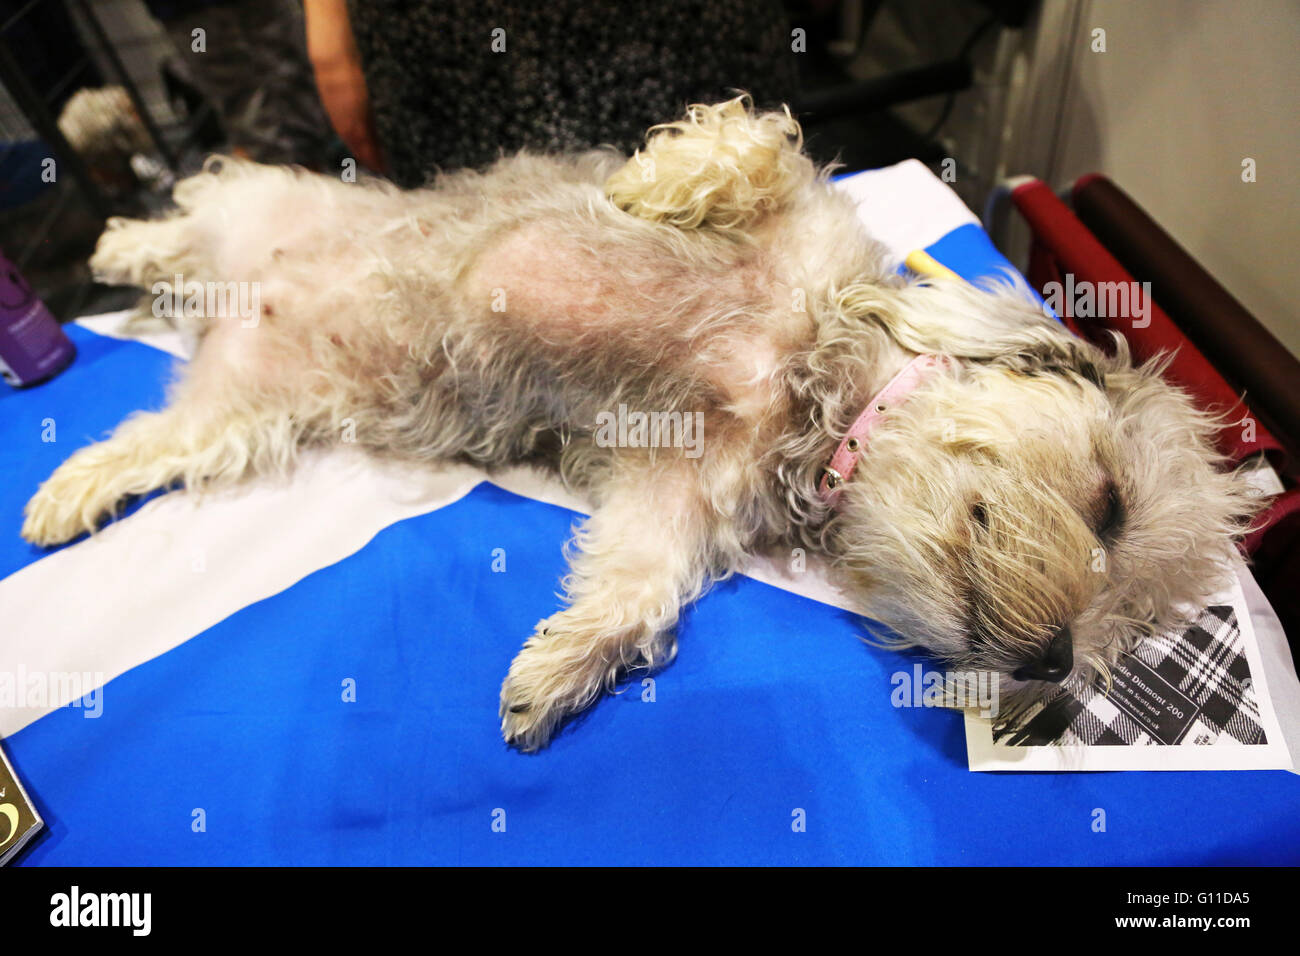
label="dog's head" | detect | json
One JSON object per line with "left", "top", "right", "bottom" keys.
{"left": 829, "top": 279, "right": 1265, "bottom": 686}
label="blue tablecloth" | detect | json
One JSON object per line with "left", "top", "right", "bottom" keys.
{"left": 4, "top": 219, "right": 1298, "bottom": 865}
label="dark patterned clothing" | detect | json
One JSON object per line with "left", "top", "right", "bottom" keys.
{"left": 347, "top": 0, "right": 799, "bottom": 186}
{"left": 147, "top": 0, "right": 336, "bottom": 166}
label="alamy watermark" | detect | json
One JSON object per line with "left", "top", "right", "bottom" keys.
{"left": 594, "top": 404, "right": 704, "bottom": 459}
{"left": 1041, "top": 274, "right": 1152, "bottom": 328}
{"left": 152, "top": 274, "right": 261, "bottom": 327}
{"left": 0, "top": 666, "right": 104, "bottom": 718}
{"left": 891, "top": 664, "right": 1000, "bottom": 718}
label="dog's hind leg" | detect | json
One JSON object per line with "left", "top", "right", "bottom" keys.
{"left": 22, "top": 315, "right": 302, "bottom": 546}
{"left": 499, "top": 464, "right": 723, "bottom": 750}
{"left": 89, "top": 215, "right": 209, "bottom": 291}
{"left": 21, "top": 394, "right": 295, "bottom": 547}
{"left": 603, "top": 96, "right": 813, "bottom": 233}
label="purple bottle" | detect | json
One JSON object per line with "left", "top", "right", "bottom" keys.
{"left": 0, "top": 250, "right": 76, "bottom": 387}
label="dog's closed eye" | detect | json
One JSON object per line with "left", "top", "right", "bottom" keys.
{"left": 971, "top": 501, "right": 989, "bottom": 530}
{"left": 1094, "top": 480, "right": 1124, "bottom": 538}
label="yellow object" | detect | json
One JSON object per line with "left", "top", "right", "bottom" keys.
{"left": 904, "top": 249, "right": 962, "bottom": 282}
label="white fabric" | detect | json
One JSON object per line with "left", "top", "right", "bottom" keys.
{"left": 76, "top": 312, "right": 192, "bottom": 360}
{"left": 834, "top": 160, "right": 980, "bottom": 260}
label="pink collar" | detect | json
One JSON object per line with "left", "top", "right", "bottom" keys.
{"left": 817, "top": 353, "right": 948, "bottom": 507}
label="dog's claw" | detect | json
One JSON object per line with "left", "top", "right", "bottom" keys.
{"left": 499, "top": 630, "right": 581, "bottom": 750}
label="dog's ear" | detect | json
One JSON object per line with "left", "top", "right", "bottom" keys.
{"left": 985, "top": 335, "right": 1107, "bottom": 389}
{"left": 839, "top": 275, "right": 1106, "bottom": 386}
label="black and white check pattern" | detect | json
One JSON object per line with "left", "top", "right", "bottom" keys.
{"left": 993, "top": 606, "right": 1268, "bottom": 747}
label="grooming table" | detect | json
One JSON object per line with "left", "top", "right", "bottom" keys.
{"left": 3, "top": 162, "right": 1298, "bottom": 865}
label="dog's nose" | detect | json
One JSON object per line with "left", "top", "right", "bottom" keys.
{"left": 1012, "top": 627, "right": 1074, "bottom": 683}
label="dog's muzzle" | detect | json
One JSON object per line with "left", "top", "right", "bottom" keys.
{"left": 1012, "top": 626, "right": 1074, "bottom": 683}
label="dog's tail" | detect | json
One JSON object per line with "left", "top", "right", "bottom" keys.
{"left": 604, "top": 95, "right": 813, "bottom": 233}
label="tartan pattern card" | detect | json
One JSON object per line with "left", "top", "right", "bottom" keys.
{"left": 965, "top": 576, "right": 1293, "bottom": 771}
{"left": 991, "top": 607, "right": 1266, "bottom": 747}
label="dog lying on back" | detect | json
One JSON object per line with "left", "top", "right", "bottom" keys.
{"left": 25, "top": 98, "right": 1260, "bottom": 749}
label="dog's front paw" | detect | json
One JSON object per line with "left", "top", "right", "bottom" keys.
{"left": 499, "top": 622, "right": 607, "bottom": 752}
{"left": 499, "top": 610, "right": 677, "bottom": 750}
{"left": 499, "top": 679, "right": 562, "bottom": 753}
{"left": 499, "top": 643, "right": 575, "bottom": 752}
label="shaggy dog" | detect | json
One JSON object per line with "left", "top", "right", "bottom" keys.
{"left": 23, "top": 98, "right": 1260, "bottom": 750}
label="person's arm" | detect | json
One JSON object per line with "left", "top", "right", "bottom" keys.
{"left": 304, "top": 0, "right": 386, "bottom": 172}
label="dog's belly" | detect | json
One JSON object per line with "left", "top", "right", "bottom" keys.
{"left": 460, "top": 219, "right": 804, "bottom": 423}
{"left": 196, "top": 202, "right": 803, "bottom": 467}
{"left": 466, "top": 222, "right": 724, "bottom": 338}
